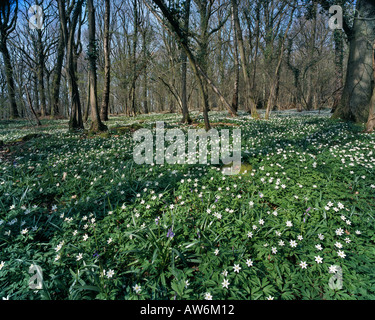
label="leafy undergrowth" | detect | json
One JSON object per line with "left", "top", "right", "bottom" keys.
{"left": 0, "top": 111, "right": 374, "bottom": 300}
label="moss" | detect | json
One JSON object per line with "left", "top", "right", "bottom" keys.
{"left": 221, "top": 162, "right": 253, "bottom": 175}
{"left": 98, "top": 132, "right": 110, "bottom": 139}
{"left": 196, "top": 123, "right": 206, "bottom": 129}
{"left": 110, "top": 123, "right": 144, "bottom": 135}
{"left": 239, "top": 162, "right": 253, "bottom": 174}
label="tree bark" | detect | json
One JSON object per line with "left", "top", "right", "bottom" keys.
{"left": 58, "top": 0, "right": 84, "bottom": 130}
{"left": 84, "top": 69, "right": 90, "bottom": 122}
{"left": 180, "top": 0, "right": 191, "bottom": 124}
{"left": 265, "top": 5, "right": 295, "bottom": 119}
{"left": 231, "top": 5, "right": 239, "bottom": 113}
{"left": 88, "top": 0, "right": 107, "bottom": 132}
{"left": 333, "top": 0, "right": 375, "bottom": 123}
{"left": 196, "top": 0, "right": 212, "bottom": 130}
{"left": 231, "top": 0, "right": 258, "bottom": 118}
{"left": 36, "top": 28, "right": 47, "bottom": 117}
{"left": 142, "top": 29, "right": 148, "bottom": 114}
{"left": 51, "top": 26, "right": 65, "bottom": 118}
{"left": 131, "top": 0, "right": 138, "bottom": 117}
{"left": 306, "top": 1, "right": 317, "bottom": 111}
{"left": 366, "top": 41, "right": 375, "bottom": 132}
{"left": 25, "top": 84, "right": 41, "bottom": 126}
{"left": 0, "top": 41, "right": 18, "bottom": 119}
{"left": 100, "top": 0, "right": 111, "bottom": 121}
{"left": 0, "top": 1, "right": 19, "bottom": 119}
{"left": 332, "top": 29, "right": 344, "bottom": 113}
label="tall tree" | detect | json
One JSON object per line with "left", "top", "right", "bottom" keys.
{"left": 87, "top": 0, "right": 107, "bottom": 132}
{"left": 231, "top": 3, "right": 239, "bottom": 112}
{"left": 51, "top": 24, "right": 65, "bottom": 118}
{"left": 0, "top": 0, "right": 19, "bottom": 119}
{"left": 328, "top": 0, "right": 375, "bottom": 126}
{"left": 332, "top": 29, "right": 344, "bottom": 113}
{"left": 140, "top": 9, "right": 152, "bottom": 115}
{"left": 264, "top": 1, "right": 295, "bottom": 119}
{"left": 130, "top": 0, "right": 139, "bottom": 116}
{"left": 100, "top": 0, "right": 111, "bottom": 121}
{"left": 34, "top": 0, "right": 47, "bottom": 116}
{"left": 231, "top": 0, "right": 259, "bottom": 118}
{"left": 306, "top": 0, "right": 318, "bottom": 111}
{"left": 58, "top": 0, "right": 84, "bottom": 130}
{"left": 147, "top": 0, "right": 237, "bottom": 131}
{"left": 366, "top": 41, "right": 375, "bottom": 132}
{"left": 180, "top": 0, "right": 191, "bottom": 124}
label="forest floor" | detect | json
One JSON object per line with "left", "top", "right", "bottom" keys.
{"left": 0, "top": 110, "right": 375, "bottom": 300}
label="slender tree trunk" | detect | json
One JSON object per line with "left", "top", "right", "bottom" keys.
{"left": 100, "top": 0, "right": 111, "bottom": 121}
{"left": 143, "top": 70, "right": 148, "bottom": 114}
{"left": 202, "top": 82, "right": 210, "bottom": 130}
{"left": 366, "top": 41, "right": 375, "bottom": 132}
{"left": 286, "top": 37, "right": 301, "bottom": 110}
{"left": 131, "top": 0, "right": 138, "bottom": 117}
{"left": 231, "top": 0, "right": 258, "bottom": 118}
{"left": 332, "top": 29, "right": 344, "bottom": 113}
{"left": 25, "top": 84, "right": 41, "bottom": 126}
{"left": 33, "top": 72, "right": 39, "bottom": 113}
{"left": 142, "top": 29, "right": 148, "bottom": 114}
{"left": 251, "top": 3, "right": 260, "bottom": 98}
{"left": 45, "top": 69, "right": 52, "bottom": 116}
{"left": 84, "top": 69, "right": 90, "bottom": 122}
{"left": 180, "top": 0, "right": 191, "bottom": 124}
{"left": 36, "top": 28, "right": 47, "bottom": 117}
{"left": 88, "top": 0, "right": 107, "bottom": 132}
{"left": 231, "top": 6, "right": 239, "bottom": 112}
{"left": 51, "top": 27, "right": 65, "bottom": 118}
{"left": 306, "top": 1, "right": 317, "bottom": 111}
{"left": 265, "top": 8, "right": 294, "bottom": 119}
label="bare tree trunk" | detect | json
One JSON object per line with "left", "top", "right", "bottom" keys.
{"left": 51, "top": 27, "right": 65, "bottom": 118}
{"left": 36, "top": 28, "right": 47, "bottom": 117}
{"left": 131, "top": 0, "right": 138, "bottom": 117}
{"left": 265, "top": 7, "right": 294, "bottom": 119}
{"left": 180, "top": 0, "right": 191, "bottom": 124}
{"left": 88, "top": 0, "right": 107, "bottom": 132}
{"left": 84, "top": 69, "right": 90, "bottom": 122}
{"left": 33, "top": 72, "right": 39, "bottom": 113}
{"left": 250, "top": 3, "right": 260, "bottom": 100}
{"left": 100, "top": 0, "right": 111, "bottom": 121}
{"left": 0, "top": 1, "right": 19, "bottom": 119}
{"left": 286, "top": 37, "right": 302, "bottom": 111}
{"left": 231, "top": 5, "right": 239, "bottom": 112}
{"left": 333, "top": 0, "right": 375, "bottom": 123}
{"left": 45, "top": 69, "right": 52, "bottom": 115}
{"left": 0, "top": 41, "right": 19, "bottom": 119}
{"left": 306, "top": 1, "right": 317, "bottom": 111}
{"left": 142, "top": 29, "right": 149, "bottom": 114}
{"left": 58, "top": 0, "right": 84, "bottom": 131}
{"left": 231, "top": 0, "right": 258, "bottom": 118}
{"left": 25, "top": 84, "right": 41, "bottom": 126}
{"left": 332, "top": 29, "right": 344, "bottom": 113}
{"left": 366, "top": 41, "right": 375, "bottom": 132}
